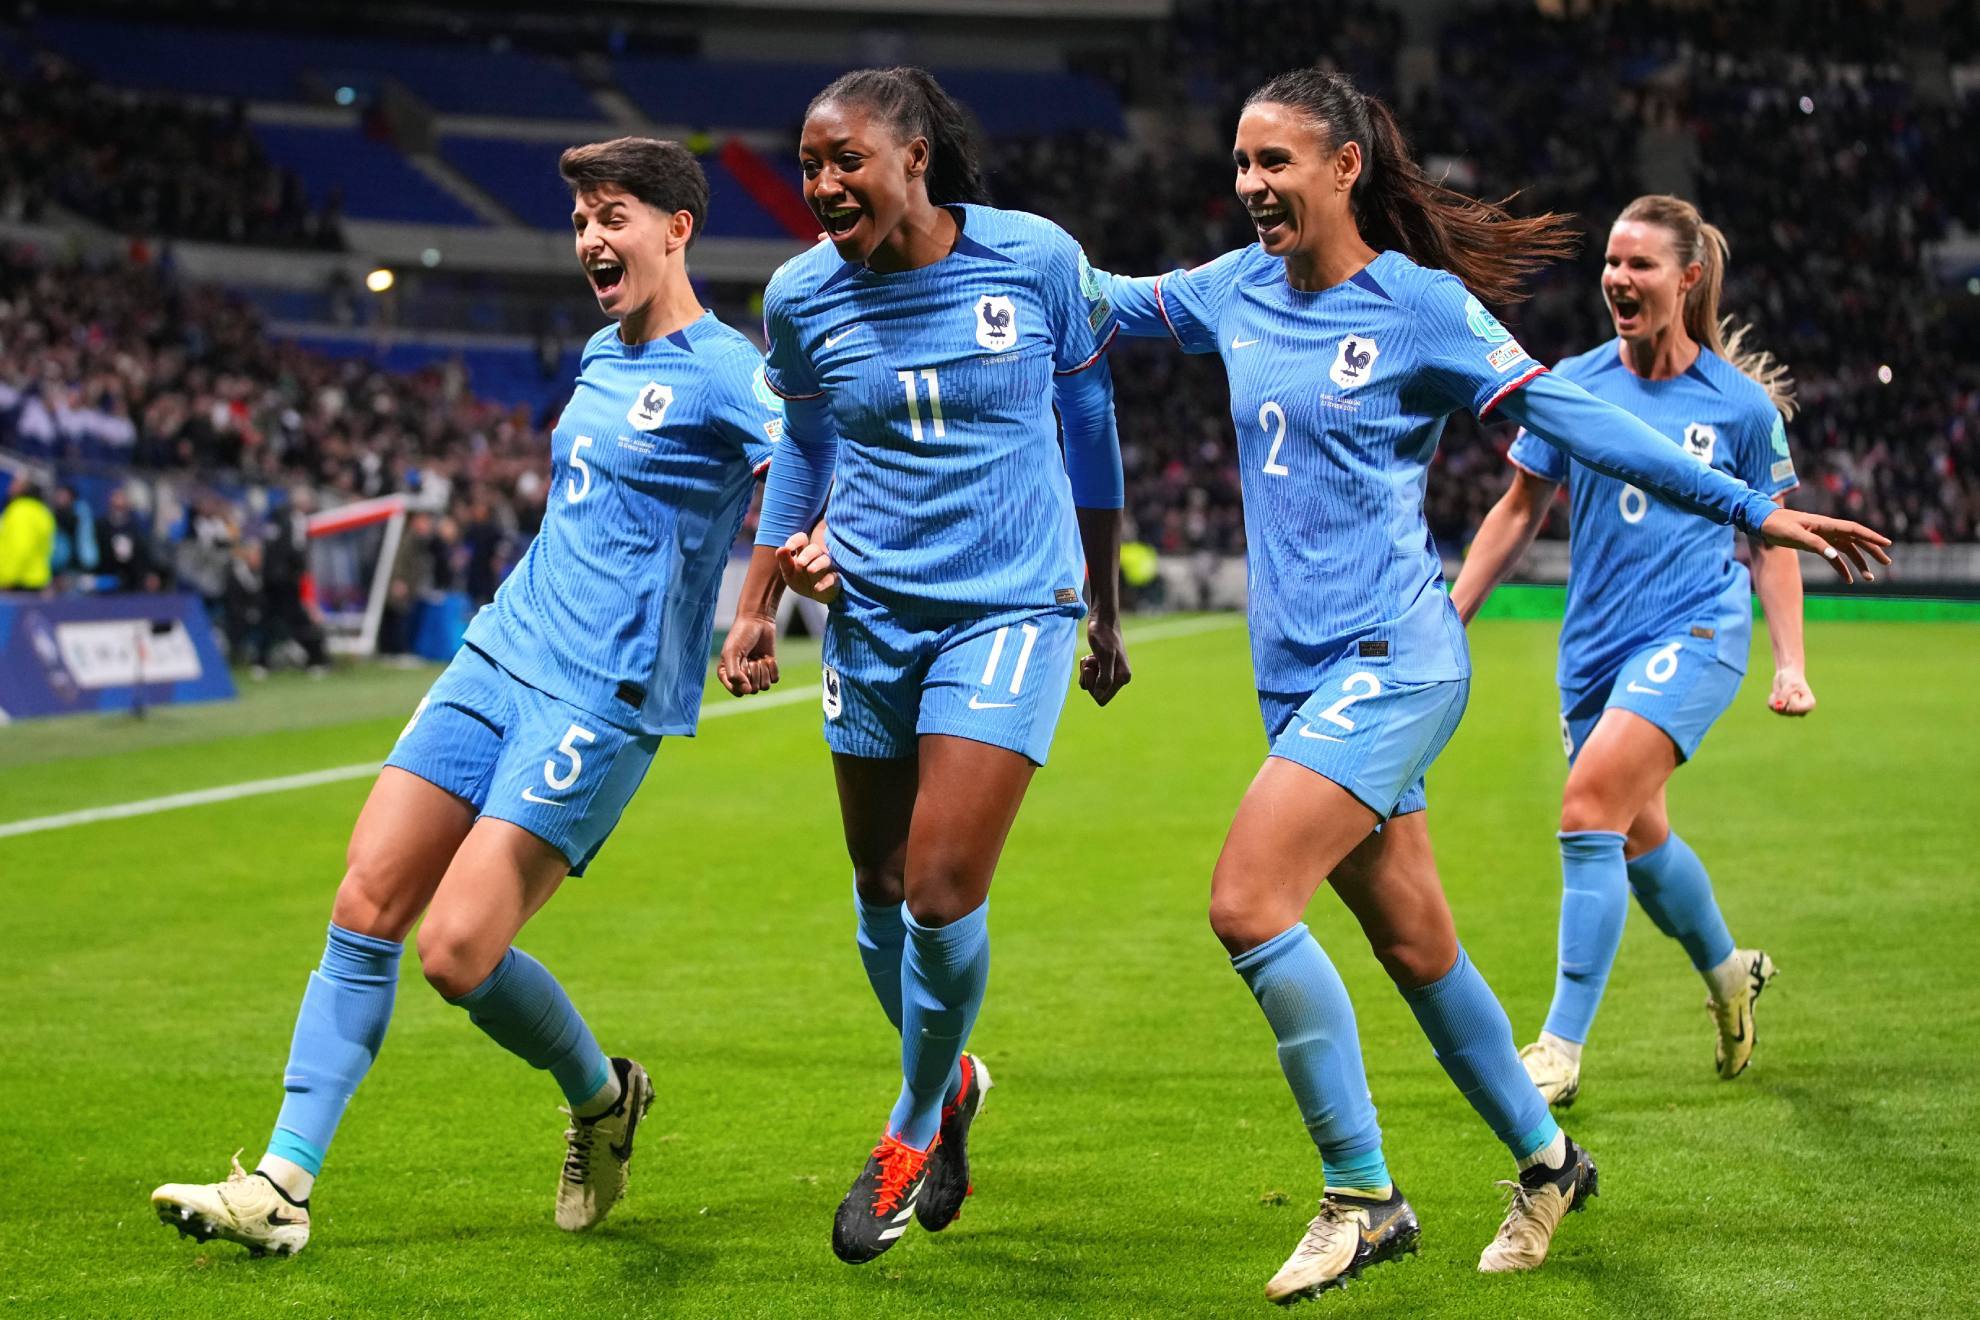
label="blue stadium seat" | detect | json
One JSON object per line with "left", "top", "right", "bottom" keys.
{"left": 252, "top": 124, "right": 486, "bottom": 227}
{"left": 37, "top": 18, "right": 595, "bottom": 118}
{"left": 611, "top": 57, "right": 1125, "bottom": 137}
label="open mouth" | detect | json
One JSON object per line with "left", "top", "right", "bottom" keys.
{"left": 817, "top": 203, "right": 863, "bottom": 239}
{"left": 1609, "top": 292, "right": 1642, "bottom": 322}
{"left": 1248, "top": 204, "right": 1290, "bottom": 241}
{"left": 586, "top": 261, "right": 625, "bottom": 298}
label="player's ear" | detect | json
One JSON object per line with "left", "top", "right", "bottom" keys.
{"left": 1334, "top": 139, "right": 1363, "bottom": 195}
{"left": 668, "top": 208, "right": 695, "bottom": 255}
{"left": 1678, "top": 259, "right": 1703, "bottom": 295}
{"left": 903, "top": 134, "right": 930, "bottom": 185}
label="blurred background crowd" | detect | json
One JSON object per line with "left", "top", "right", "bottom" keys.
{"left": 3, "top": 0, "right": 1975, "bottom": 657}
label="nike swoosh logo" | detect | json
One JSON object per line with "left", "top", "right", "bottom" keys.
{"left": 1625, "top": 682, "right": 1663, "bottom": 695}
{"left": 1230, "top": 336, "right": 1261, "bottom": 349}
{"left": 1298, "top": 725, "right": 1346, "bottom": 742}
{"left": 824, "top": 327, "right": 858, "bottom": 347}
{"left": 968, "top": 695, "right": 1016, "bottom": 710}
{"left": 520, "top": 787, "right": 567, "bottom": 807}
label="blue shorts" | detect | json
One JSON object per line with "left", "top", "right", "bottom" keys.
{"left": 1561, "top": 633, "right": 1744, "bottom": 765}
{"left": 1261, "top": 657, "right": 1470, "bottom": 820}
{"left": 821, "top": 587, "right": 1081, "bottom": 766}
{"left": 386, "top": 645, "right": 660, "bottom": 875}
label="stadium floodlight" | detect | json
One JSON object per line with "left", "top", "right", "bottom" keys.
{"left": 365, "top": 268, "right": 395, "bottom": 293}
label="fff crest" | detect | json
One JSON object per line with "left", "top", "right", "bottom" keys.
{"left": 975, "top": 294, "right": 1018, "bottom": 352}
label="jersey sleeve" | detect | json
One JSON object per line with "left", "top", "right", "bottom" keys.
{"left": 714, "top": 350, "right": 783, "bottom": 474}
{"left": 1506, "top": 426, "right": 1568, "bottom": 483}
{"left": 1496, "top": 371, "right": 1780, "bottom": 533}
{"left": 1409, "top": 272, "right": 1546, "bottom": 418}
{"left": 1092, "top": 248, "right": 1248, "bottom": 354}
{"left": 760, "top": 276, "right": 822, "bottom": 402}
{"left": 1741, "top": 403, "right": 1798, "bottom": 499}
{"left": 1046, "top": 236, "right": 1119, "bottom": 375}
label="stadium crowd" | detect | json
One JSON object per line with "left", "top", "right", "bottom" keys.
{"left": 2, "top": 0, "right": 1975, "bottom": 633}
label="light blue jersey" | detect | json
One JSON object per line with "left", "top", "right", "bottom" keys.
{"left": 464, "top": 313, "right": 780, "bottom": 737}
{"left": 754, "top": 204, "right": 1122, "bottom": 615}
{"left": 1509, "top": 342, "right": 1797, "bottom": 692}
{"left": 1103, "top": 246, "right": 1544, "bottom": 693}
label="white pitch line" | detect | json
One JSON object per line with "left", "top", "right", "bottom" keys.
{"left": 0, "top": 617, "right": 1241, "bottom": 843}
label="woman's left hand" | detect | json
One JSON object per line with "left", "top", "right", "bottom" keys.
{"left": 1080, "top": 616, "right": 1131, "bottom": 707}
{"left": 1769, "top": 666, "right": 1816, "bottom": 716}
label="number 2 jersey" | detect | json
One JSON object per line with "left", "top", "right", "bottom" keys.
{"left": 1102, "top": 246, "right": 1548, "bottom": 694}
{"left": 753, "top": 204, "right": 1122, "bottom": 616}
{"left": 1508, "top": 342, "right": 1797, "bottom": 693}
{"left": 463, "top": 312, "right": 780, "bottom": 737}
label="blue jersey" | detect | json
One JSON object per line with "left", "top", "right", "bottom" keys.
{"left": 1102, "top": 246, "right": 1545, "bottom": 692}
{"left": 464, "top": 313, "right": 780, "bottom": 737}
{"left": 754, "top": 204, "right": 1122, "bottom": 616}
{"left": 1509, "top": 342, "right": 1797, "bottom": 691}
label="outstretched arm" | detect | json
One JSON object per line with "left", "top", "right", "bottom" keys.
{"left": 1496, "top": 373, "right": 1890, "bottom": 582}
{"left": 1449, "top": 464, "right": 1560, "bottom": 625}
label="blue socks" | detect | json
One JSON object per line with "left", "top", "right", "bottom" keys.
{"left": 1627, "top": 833, "right": 1736, "bottom": 972}
{"left": 1233, "top": 923, "right": 1389, "bottom": 1193}
{"left": 1402, "top": 947, "right": 1560, "bottom": 1162}
{"left": 449, "top": 947, "right": 610, "bottom": 1106}
{"left": 888, "top": 902, "right": 990, "bottom": 1150}
{"left": 1543, "top": 830, "right": 1629, "bottom": 1045}
{"left": 266, "top": 924, "right": 401, "bottom": 1176}
{"left": 853, "top": 885, "right": 907, "bottom": 1031}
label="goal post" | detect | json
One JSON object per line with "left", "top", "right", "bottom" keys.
{"left": 305, "top": 493, "right": 409, "bottom": 657}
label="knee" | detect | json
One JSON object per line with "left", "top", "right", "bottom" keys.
{"left": 901, "top": 854, "right": 984, "bottom": 928}
{"left": 332, "top": 849, "right": 420, "bottom": 942}
{"left": 415, "top": 914, "right": 499, "bottom": 1002}
{"left": 1368, "top": 936, "right": 1453, "bottom": 991}
{"left": 1207, "top": 879, "right": 1292, "bottom": 957}
{"left": 851, "top": 859, "right": 905, "bottom": 908}
{"left": 1558, "top": 780, "right": 1621, "bottom": 836}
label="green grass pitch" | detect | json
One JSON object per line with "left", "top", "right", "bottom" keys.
{"left": 2, "top": 615, "right": 1976, "bottom": 1317}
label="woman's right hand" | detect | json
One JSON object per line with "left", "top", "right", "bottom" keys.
{"left": 717, "top": 611, "right": 780, "bottom": 695}
{"left": 775, "top": 529, "right": 841, "bottom": 604}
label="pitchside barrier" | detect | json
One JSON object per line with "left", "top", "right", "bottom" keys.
{"left": 0, "top": 592, "right": 236, "bottom": 722}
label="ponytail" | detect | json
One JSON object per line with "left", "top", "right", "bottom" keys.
{"left": 1618, "top": 195, "right": 1796, "bottom": 418}
{"left": 809, "top": 67, "right": 991, "bottom": 207}
{"left": 1245, "top": 68, "right": 1578, "bottom": 306}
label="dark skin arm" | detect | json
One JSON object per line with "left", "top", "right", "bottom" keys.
{"left": 1076, "top": 505, "right": 1130, "bottom": 706}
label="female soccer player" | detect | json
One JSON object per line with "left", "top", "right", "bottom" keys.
{"left": 1071, "top": 69, "right": 1883, "bottom": 1301}
{"left": 150, "top": 138, "right": 782, "bottom": 1256}
{"left": 1450, "top": 195, "right": 1810, "bottom": 1106}
{"left": 716, "top": 67, "right": 1129, "bottom": 1265}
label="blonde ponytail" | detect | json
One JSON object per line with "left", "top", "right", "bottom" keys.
{"left": 1619, "top": 196, "right": 1796, "bottom": 418}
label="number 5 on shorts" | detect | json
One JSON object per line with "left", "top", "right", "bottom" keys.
{"left": 523, "top": 723, "right": 596, "bottom": 804}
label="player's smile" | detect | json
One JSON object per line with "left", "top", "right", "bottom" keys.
{"left": 572, "top": 185, "right": 665, "bottom": 322}
{"left": 799, "top": 101, "right": 920, "bottom": 265}
{"left": 1232, "top": 101, "right": 1337, "bottom": 262}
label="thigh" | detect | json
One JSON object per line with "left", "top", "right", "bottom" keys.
{"left": 482, "top": 681, "right": 659, "bottom": 877}
{"left": 1209, "top": 755, "right": 1382, "bottom": 954}
{"left": 334, "top": 766, "right": 478, "bottom": 941}
{"left": 918, "top": 608, "right": 1081, "bottom": 766}
{"left": 900, "top": 734, "right": 1037, "bottom": 925}
{"left": 834, "top": 751, "right": 919, "bottom": 904}
{"left": 1326, "top": 812, "right": 1459, "bottom": 988}
{"left": 1266, "top": 662, "right": 1470, "bottom": 820}
{"left": 1563, "top": 708, "right": 1681, "bottom": 833}
{"left": 822, "top": 597, "right": 928, "bottom": 760}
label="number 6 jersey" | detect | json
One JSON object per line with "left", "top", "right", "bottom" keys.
{"left": 463, "top": 312, "right": 780, "bottom": 737}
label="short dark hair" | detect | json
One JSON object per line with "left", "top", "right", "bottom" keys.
{"left": 559, "top": 137, "right": 709, "bottom": 248}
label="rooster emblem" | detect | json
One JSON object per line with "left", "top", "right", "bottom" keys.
{"left": 1329, "top": 333, "right": 1381, "bottom": 390}
{"left": 975, "top": 294, "right": 1018, "bottom": 351}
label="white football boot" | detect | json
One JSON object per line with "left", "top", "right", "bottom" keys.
{"left": 555, "top": 1057, "right": 655, "bottom": 1231}
{"left": 152, "top": 1152, "right": 310, "bottom": 1257}
{"left": 1519, "top": 1038, "right": 1582, "bottom": 1108}
{"left": 1708, "top": 950, "right": 1778, "bottom": 1079}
